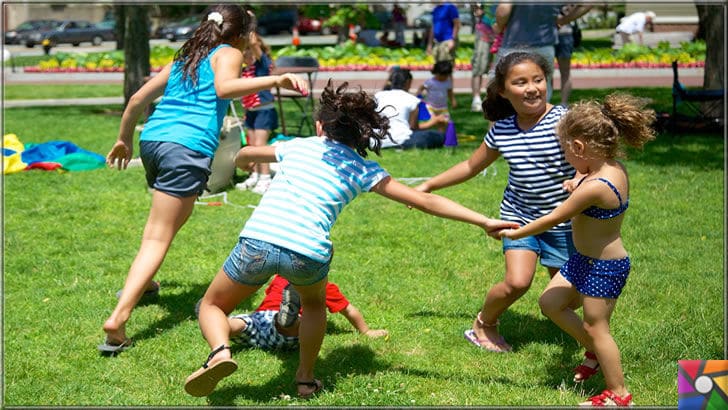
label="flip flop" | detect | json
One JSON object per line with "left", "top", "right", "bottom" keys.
{"left": 115, "top": 281, "right": 160, "bottom": 300}
{"left": 97, "top": 337, "right": 133, "bottom": 354}
{"left": 463, "top": 329, "right": 511, "bottom": 353}
{"left": 297, "top": 379, "right": 323, "bottom": 399}
{"left": 184, "top": 345, "right": 238, "bottom": 397}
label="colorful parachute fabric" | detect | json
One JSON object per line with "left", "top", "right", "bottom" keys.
{"left": 678, "top": 360, "right": 728, "bottom": 410}
{"left": 3, "top": 134, "right": 106, "bottom": 174}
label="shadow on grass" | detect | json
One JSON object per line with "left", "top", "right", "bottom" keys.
{"left": 628, "top": 132, "right": 724, "bottom": 170}
{"left": 207, "top": 344, "right": 392, "bottom": 404}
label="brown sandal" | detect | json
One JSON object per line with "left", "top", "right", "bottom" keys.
{"left": 184, "top": 345, "right": 238, "bottom": 397}
{"left": 297, "top": 379, "right": 323, "bottom": 399}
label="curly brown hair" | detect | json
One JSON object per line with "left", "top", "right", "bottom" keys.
{"left": 316, "top": 80, "right": 391, "bottom": 157}
{"left": 174, "top": 4, "right": 255, "bottom": 85}
{"left": 557, "top": 93, "right": 656, "bottom": 159}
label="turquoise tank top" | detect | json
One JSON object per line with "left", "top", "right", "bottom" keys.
{"left": 140, "top": 44, "right": 231, "bottom": 158}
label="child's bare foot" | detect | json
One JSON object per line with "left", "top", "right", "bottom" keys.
{"left": 296, "top": 379, "right": 323, "bottom": 399}
{"left": 467, "top": 312, "right": 512, "bottom": 352}
{"left": 102, "top": 318, "right": 128, "bottom": 346}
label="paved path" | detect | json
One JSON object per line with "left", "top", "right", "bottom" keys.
{"left": 4, "top": 66, "right": 703, "bottom": 108}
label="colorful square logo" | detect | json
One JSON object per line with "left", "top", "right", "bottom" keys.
{"left": 678, "top": 360, "right": 728, "bottom": 410}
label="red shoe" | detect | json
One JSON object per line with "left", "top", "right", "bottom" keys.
{"left": 574, "top": 351, "right": 600, "bottom": 382}
{"left": 579, "top": 389, "right": 633, "bottom": 407}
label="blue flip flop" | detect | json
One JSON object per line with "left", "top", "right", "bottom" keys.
{"left": 97, "top": 337, "right": 133, "bottom": 354}
{"left": 115, "top": 281, "right": 160, "bottom": 299}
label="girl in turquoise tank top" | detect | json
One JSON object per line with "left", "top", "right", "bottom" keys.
{"left": 101, "top": 4, "right": 310, "bottom": 359}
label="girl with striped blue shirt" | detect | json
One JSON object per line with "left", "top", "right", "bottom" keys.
{"left": 416, "top": 52, "right": 581, "bottom": 353}
{"left": 187, "top": 80, "right": 518, "bottom": 399}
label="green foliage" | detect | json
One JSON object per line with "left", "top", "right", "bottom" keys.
{"left": 1, "top": 88, "right": 723, "bottom": 406}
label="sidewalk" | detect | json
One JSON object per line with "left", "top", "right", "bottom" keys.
{"left": 4, "top": 66, "right": 704, "bottom": 108}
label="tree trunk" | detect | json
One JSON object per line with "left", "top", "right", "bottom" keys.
{"left": 123, "top": 6, "right": 151, "bottom": 111}
{"left": 695, "top": 4, "right": 724, "bottom": 117}
{"left": 113, "top": 5, "right": 125, "bottom": 50}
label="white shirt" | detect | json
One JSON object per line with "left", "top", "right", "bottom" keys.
{"left": 616, "top": 12, "right": 648, "bottom": 34}
{"left": 374, "top": 89, "right": 420, "bottom": 148}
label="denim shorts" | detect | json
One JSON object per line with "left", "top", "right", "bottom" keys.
{"left": 223, "top": 237, "right": 330, "bottom": 286}
{"left": 502, "top": 229, "right": 575, "bottom": 269}
{"left": 140, "top": 141, "right": 211, "bottom": 197}
{"left": 244, "top": 107, "right": 279, "bottom": 131}
{"left": 555, "top": 33, "right": 575, "bottom": 59}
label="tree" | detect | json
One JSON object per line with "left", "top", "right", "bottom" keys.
{"left": 695, "top": 4, "right": 724, "bottom": 117}
{"left": 122, "top": 6, "right": 150, "bottom": 111}
{"left": 113, "top": 5, "right": 125, "bottom": 50}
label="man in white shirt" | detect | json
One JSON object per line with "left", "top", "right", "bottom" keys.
{"left": 616, "top": 11, "right": 656, "bottom": 46}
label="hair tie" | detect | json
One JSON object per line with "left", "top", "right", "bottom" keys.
{"left": 207, "top": 12, "right": 223, "bottom": 27}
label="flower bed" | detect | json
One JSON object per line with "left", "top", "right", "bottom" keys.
{"left": 24, "top": 40, "right": 706, "bottom": 73}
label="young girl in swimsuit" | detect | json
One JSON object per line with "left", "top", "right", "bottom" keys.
{"left": 500, "top": 92, "right": 656, "bottom": 407}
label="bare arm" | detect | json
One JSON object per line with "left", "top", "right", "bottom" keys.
{"left": 416, "top": 142, "right": 499, "bottom": 192}
{"left": 410, "top": 109, "right": 447, "bottom": 130}
{"left": 235, "top": 145, "right": 277, "bottom": 171}
{"left": 106, "top": 63, "right": 171, "bottom": 170}
{"left": 339, "top": 304, "right": 388, "bottom": 338}
{"left": 372, "top": 175, "right": 518, "bottom": 235}
{"left": 212, "top": 47, "right": 309, "bottom": 99}
{"left": 557, "top": 5, "right": 593, "bottom": 27}
{"left": 495, "top": 2, "right": 512, "bottom": 31}
{"left": 500, "top": 181, "right": 598, "bottom": 239}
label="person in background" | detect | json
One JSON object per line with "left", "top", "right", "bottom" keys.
{"left": 392, "top": 3, "right": 407, "bottom": 47}
{"left": 470, "top": 3, "right": 498, "bottom": 112}
{"left": 376, "top": 68, "right": 449, "bottom": 149}
{"left": 555, "top": 4, "right": 593, "bottom": 107}
{"left": 235, "top": 32, "right": 277, "bottom": 195}
{"left": 615, "top": 11, "right": 656, "bottom": 46}
{"left": 100, "top": 5, "right": 309, "bottom": 354}
{"left": 426, "top": 1, "right": 460, "bottom": 67}
{"left": 417, "top": 60, "right": 456, "bottom": 133}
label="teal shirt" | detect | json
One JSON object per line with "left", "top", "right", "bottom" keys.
{"left": 140, "top": 44, "right": 231, "bottom": 158}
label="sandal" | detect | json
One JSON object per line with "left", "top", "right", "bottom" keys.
{"left": 574, "top": 351, "right": 600, "bottom": 382}
{"left": 464, "top": 312, "right": 512, "bottom": 352}
{"left": 297, "top": 379, "right": 323, "bottom": 399}
{"left": 184, "top": 345, "right": 238, "bottom": 397}
{"left": 579, "top": 389, "right": 633, "bottom": 407}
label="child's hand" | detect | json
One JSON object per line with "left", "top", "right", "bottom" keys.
{"left": 106, "top": 140, "right": 133, "bottom": 170}
{"left": 563, "top": 178, "right": 579, "bottom": 193}
{"left": 364, "top": 329, "right": 388, "bottom": 338}
{"left": 483, "top": 219, "right": 520, "bottom": 239}
{"left": 277, "top": 73, "right": 309, "bottom": 96}
{"left": 498, "top": 228, "right": 519, "bottom": 240}
{"left": 432, "top": 114, "right": 449, "bottom": 125}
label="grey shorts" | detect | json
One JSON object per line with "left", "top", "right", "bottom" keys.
{"left": 471, "top": 38, "right": 493, "bottom": 76}
{"left": 139, "top": 141, "right": 211, "bottom": 197}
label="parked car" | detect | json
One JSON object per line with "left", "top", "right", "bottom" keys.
{"left": 413, "top": 7, "right": 472, "bottom": 29}
{"left": 255, "top": 8, "right": 297, "bottom": 35}
{"left": 156, "top": 15, "right": 200, "bottom": 42}
{"left": 5, "top": 19, "right": 60, "bottom": 45}
{"left": 24, "top": 20, "right": 114, "bottom": 48}
{"left": 297, "top": 15, "right": 339, "bottom": 35}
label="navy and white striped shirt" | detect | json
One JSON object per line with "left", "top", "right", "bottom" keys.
{"left": 240, "top": 137, "right": 389, "bottom": 262}
{"left": 484, "top": 105, "right": 575, "bottom": 231}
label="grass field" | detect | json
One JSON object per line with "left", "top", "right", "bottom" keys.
{"left": 2, "top": 87, "right": 724, "bottom": 406}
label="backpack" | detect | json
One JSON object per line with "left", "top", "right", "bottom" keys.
{"left": 571, "top": 21, "right": 582, "bottom": 48}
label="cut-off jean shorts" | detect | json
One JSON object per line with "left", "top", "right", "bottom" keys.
{"left": 223, "top": 237, "right": 330, "bottom": 287}
{"left": 502, "top": 229, "right": 575, "bottom": 269}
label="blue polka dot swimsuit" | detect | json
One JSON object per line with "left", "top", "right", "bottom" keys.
{"left": 560, "top": 177, "right": 631, "bottom": 298}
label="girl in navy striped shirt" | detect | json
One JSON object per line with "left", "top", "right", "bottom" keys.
{"left": 417, "top": 51, "right": 581, "bottom": 354}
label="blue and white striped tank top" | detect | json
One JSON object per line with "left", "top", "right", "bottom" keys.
{"left": 484, "top": 105, "right": 575, "bottom": 231}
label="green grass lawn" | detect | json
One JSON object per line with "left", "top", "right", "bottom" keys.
{"left": 2, "top": 89, "right": 723, "bottom": 406}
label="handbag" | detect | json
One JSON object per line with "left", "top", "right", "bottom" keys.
{"left": 571, "top": 21, "right": 582, "bottom": 48}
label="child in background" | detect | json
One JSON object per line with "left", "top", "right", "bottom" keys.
{"left": 500, "top": 93, "right": 655, "bottom": 407}
{"left": 235, "top": 32, "right": 277, "bottom": 195}
{"left": 416, "top": 52, "right": 579, "bottom": 353}
{"left": 417, "top": 60, "right": 456, "bottom": 132}
{"left": 184, "top": 80, "right": 517, "bottom": 398}
{"left": 101, "top": 4, "right": 309, "bottom": 354}
{"left": 470, "top": 3, "right": 497, "bottom": 112}
{"left": 217, "top": 274, "right": 387, "bottom": 351}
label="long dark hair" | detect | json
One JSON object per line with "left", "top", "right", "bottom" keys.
{"left": 174, "top": 4, "right": 254, "bottom": 85}
{"left": 482, "top": 51, "right": 551, "bottom": 121}
{"left": 316, "top": 80, "right": 390, "bottom": 157}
